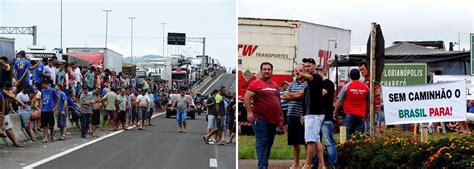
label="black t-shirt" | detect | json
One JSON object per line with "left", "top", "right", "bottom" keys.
{"left": 304, "top": 74, "right": 324, "bottom": 115}
{"left": 322, "top": 79, "right": 335, "bottom": 121}
{"left": 0, "top": 65, "right": 12, "bottom": 83}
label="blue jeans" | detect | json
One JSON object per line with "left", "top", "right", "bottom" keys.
{"left": 343, "top": 114, "right": 365, "bottom": 140}
{"left": 80, "top": 113, "right": 91, "bottom": 137}
{"left": 75, "top": 82, "right": 82, "bottom": 97}
{"left": 313, "top": 120, "right": 337, "bottom": 165}
{"left": 252, "top": 118, "right": 276, "bottom": 169}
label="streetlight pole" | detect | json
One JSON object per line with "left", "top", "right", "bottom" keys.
{"left": 103, "top": 9, "right": 112, "bottom": 49}
{"left": 161, "top": 23, "right": 166, "bottom": 58}
{"left": 129, "top": 17, "right": 136, "bottom": 64}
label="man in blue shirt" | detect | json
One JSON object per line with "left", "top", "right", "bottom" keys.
{"left": 41, "top": 79, "right": 58, "bottom": 142}
{"left": 13, "top": 51, "right": 38, "bottom": 97}
{"left": 32, "top": 58, "right": 46, "bottom": 87}
{"left": 56, "top": 84, "right": 68, "bottom": 140}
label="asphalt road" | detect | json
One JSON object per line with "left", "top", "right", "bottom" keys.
{"left": 32, "top": 74, "right": 236, "bottom": 169}
{"left": 201, "top": 73, "right": 236, "bottom": 95}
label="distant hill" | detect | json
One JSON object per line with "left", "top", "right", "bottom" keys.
{"left": 123, "top": 55, "right": 162, "bottom": 63}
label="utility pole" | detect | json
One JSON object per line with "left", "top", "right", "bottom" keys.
{"left": 60, "top": 0, "right": 63, "bottom": 50}
{"left": 103, "top": 9, "right": 112, "bottom": 49}
{"left": 161, "top": 23, "right": 166, "bottom": 58}
{"left": 129, "top": 17, "right": 136, "bottom": 63}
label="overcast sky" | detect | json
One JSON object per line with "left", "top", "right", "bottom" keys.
{"left": 0, "top": 0, "right": 236, "bottom": 68}
{"left": 239, "top": 0, "right": 473, "bottom": 54}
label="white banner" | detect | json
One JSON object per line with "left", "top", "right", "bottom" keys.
{"left": 382, "top": 81, "right": 467, "bottom": 125}
{"left": 433, "top": 75, "right": 474, "bottom": 100}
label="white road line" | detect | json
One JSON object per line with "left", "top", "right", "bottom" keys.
{"left": 202, "top": 74, "right": 225, "bottom": 94}
{"left": 23, "top": 112, "right": 165, "bottom": 169}
{"left": 209, "top": 158, "right": 218, "bottom": 168}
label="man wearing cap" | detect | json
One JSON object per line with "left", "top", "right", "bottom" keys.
{"left": 299, "top": 58, "right": 325, "bottom": 169}
{"left": 244, "top": 62, "right": 283, "bottom": 169}
{"left": 312, "top": 64, "right": 337, "bottom": 168}
{"left": 333, "top": 69, "right": 369, "bottom": 140}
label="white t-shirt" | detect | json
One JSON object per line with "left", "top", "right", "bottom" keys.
{"left": 136, "top": 95, "right": 149, "bottom": 108}
{"left": 16, "top": 91, "right": 31, "bottom": 114}
{"left": 74, "top": 68, "right": 82, "bottom": 84}
{"left": 44, "top": 65, "right": 56, "bottom": 84}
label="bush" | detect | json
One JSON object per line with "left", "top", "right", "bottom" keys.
{"left": 337, "top": 132, "right": 474, "bottom": 168}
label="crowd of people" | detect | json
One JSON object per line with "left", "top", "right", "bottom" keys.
{"left": 244, "top": 58, "right": 473, "bottom": 169}
{"left": 243, "top": 59, "right": 380, "bottom": 169}
{"left": 0, "top": 50, "right": 200, "bottom": 147}
{"left": 202, "top": 86, "right": 236, "bottom": 145}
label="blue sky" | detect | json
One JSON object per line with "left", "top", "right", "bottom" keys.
{"left": 0, "top": 0, "right": 236, "bottom": 68}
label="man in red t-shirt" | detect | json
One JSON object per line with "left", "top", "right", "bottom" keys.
{"left": 334, "top": 69, "right": 369, "bottom": 140}
{"left": 244, "top": 62, "right": 283, "bottom": 169}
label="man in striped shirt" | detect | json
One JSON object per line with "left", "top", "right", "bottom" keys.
{"left": 282, "top": 64, "right": 307, "bottom": 169}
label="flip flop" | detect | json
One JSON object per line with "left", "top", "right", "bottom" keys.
{"left": 42, "top": 139, "right": 48, "bottom": 143}
{"left": 15, "top": 144, "right": 26, "bottom": 147}
{"left": 0, "top": 132, "right": 6, "bottom": 138}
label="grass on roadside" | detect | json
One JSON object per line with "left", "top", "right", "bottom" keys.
{"left": 238, "top": 129, "right": 471, "bottom": 160}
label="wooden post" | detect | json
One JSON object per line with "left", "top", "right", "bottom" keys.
{"left": 421, "top": 127, "right": 429, "bottom": 143}
{"left": 340, "top": 126, "right": 347, "bottom": 144}
{"left": 414, "top": 123, "right": 418, "bottom": 140}
{"left": 369, "top": 23, "right": 377, "bottom": 137}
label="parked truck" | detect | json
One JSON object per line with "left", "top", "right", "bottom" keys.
{"left": 66, "top": 47, "right": 123, "bottom": 72}
{"left": 238, "top": 17, "right": 351, "bottom": 97}
{"left": 0, "top": 37, "right": 15, "bottom": 64}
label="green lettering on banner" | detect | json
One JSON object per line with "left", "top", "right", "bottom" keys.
{"left": 398, "top": 108, "right": 426, "bottom": 118}
{"left": 381, "top": 63, "right": 427, "bottom": 86}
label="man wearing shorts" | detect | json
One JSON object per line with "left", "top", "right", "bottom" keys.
{"left": 56, "top": 84, "right": 68, "bottom": 140}
{"left": 300, "top": 58, "right": 325, "bottom": 169}
{"left": 2, "top": 82, "right": 25, "bottom": 147}
{"left": 282, "top": 64, "right": 307, "bottom": 168}
{"left": 90, "top": 88, "right": 102, "bottom": 137}
{"left": 117, "top": 89, "right": 127, "bottom": 130}
{"left": 101, "top": 88, "right": 121, "bottom": 131}
{"left": 203, "top": 89, "right": 218, "bottom": 143}
{"left": 136, "top": 90, "right": 149, "bottom": 130}
{"left": 171, "top": 88, "right": 191, "bottom": 133}
{"left": 16, "top": 86, "right": 36, "bottom": 142}
{"left": 203, "top": 89, "right": 222, "bottom": 144}
{"left": 41, "top": 80, "right": 58, "bottom": 142}
{"left": 146, "top": 89, "right": 155, "bottom": 126}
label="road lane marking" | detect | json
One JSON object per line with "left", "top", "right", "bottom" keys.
{"left": 23, "top": 112, "right": 165, "bottom": 169}
{"left": 202, "top": 73, "right": 225, "bottom": 94}
{"left": 210, "top": 158, "right": 218, "bottom": 168}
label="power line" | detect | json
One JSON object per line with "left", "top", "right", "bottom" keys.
{"left": 36, "top": 34, "right": 235, "bottom": 39}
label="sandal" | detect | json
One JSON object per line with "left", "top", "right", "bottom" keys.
{"left": 42, "top": 139, "right": 48, "bottom": 143}
{"left": 203, "top": 136, "right": 209, "bottom": 144}
{"left": 15, "top": 144, "right": 26, "bottom": 147}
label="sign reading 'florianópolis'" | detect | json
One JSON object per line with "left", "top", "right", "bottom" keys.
{"left": 382, "top": 81, "right": 467, "bottom": 125}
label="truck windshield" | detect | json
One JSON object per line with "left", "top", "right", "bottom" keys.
{"left": 172, "top": 73, "right": 186, "bottom": 80}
